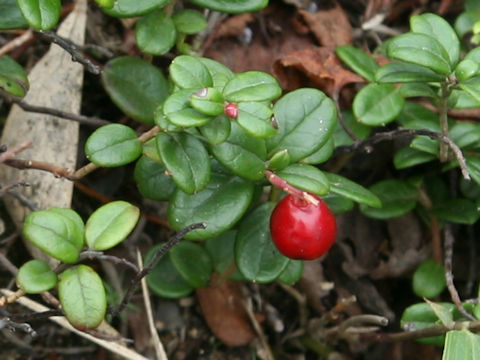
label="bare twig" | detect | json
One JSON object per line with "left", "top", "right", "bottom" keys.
{"left": 0, "top": 317, "right": 37, "bottom": 337}
{"left": 444, "top": 225, "right": 476, "bottom": 321}
{"left": 245, "top": 297, "right": 275, "bottom": 360}
{"left": 325, "top": 315, "right": 389, "bottom": 337}
{"left": 0, "top": 142, "right": 32, "bottom": 163}
{"left": 55, "top": 251, "right": 140, "bottom": 274}
{"left": 265, "top": 170, "right": 319, "bottom": 205}
{"left": 0, "top": 29, "right": 34, "bottom": 56}
{"left": 4, "top": 159, "right": 77, "bottom": 180}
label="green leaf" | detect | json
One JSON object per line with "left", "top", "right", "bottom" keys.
{"left": 94, "top": 0, "right": 115, "bottom": 8}
{"left": 267, "top": 149, "right": 291, "bottom": 171}
{"left": 170, "top": 55, "right": 213, "bottom": 89}
{"left": 360, "top": 179, "right": 418, "bottom": 219}
{"left": 190, "top": 87, "right": 224, "bottom": 116}
{"left": 277, "top": 260, "right": 303, "bottom": 286}
{"left": 333, "top": 110, "right": 371, "bottom": 147}
{"left": 134, "top": 156, "right": 175, "bottom": 201}
{"left": 205, "top": 230, "right": 244, "bottom": 281}
{"left": 455, "top": 59, "right": 480, "bottom": 81}
{"left": 375, "top": 62, "right": 446, "bottom": 83}
{"left": 23, "top": 209, "right": 84, "bottom": 263}
{"left": 211, "top": 122, "right": 267, "bottom": 181}
{"left": 154, "top": 104, "right": 182, "bottom": 132}
{"left": 168, "top": 173, "right": 254, "bottom": 240}
{"left": 136, "top": 9, "right": 176, "bottom": 55}
{"left": 17, "top": 0, "right": 60, "bottom": 30}
{"left": 199, "top": 114, "right": 231, "bottom": 145}
{"left": 236, "top": 102, "right": 276, "bottom": 138}
{"left": 325, "top": 173, "right": 382, "bottom": 208}
{"left": 410, "top": 13, "right": 460, "bottom": 68}
{"left": 396, "top": 102, "right": 440, "bottom": 131}
{"left": 163, "top": 89, "right": 213, "bottom": 127}
{"left": 459, "top": 76, "right": 480, "bottom": 104}
{"left": 410, "top": 136, "right": 439, "bottom": 155}
{"left": 223, "top": 71, "right": 281, "bottom": 102}
{"left": 142, "top": 138, "right": 163, "bottom": 162}
{"left": 394, "top": 147, "right": 436, "bottom": 169}
{"left": 102, "top": 56, "right": 169, "bottom": 124}
{"left": 197, "top": 58, "right": 234, "bottom": 89}
{"left": 0, "top": 0, "right": 28, "bottom": 29}
{"left": 301, "top": 138, "right": 334, "bottom": 165}
{"left": 103, "top": 0, "right": 168, "bottom": 17}
{"left": 276, "top": 164, "right": 330, "bottom": 196}
{"left": 322, "top": 193, "right": 355, "bottom": 214}
{"left": 48, "top": 208, "right": 85, "bottom": 238}
{"left": 156, "top": 132, "right": 210, "bottom": 194}
{"left": 399, "top": 83, "right": 438, "bottom": 98}
{"left": 353, "top": 83, "right": 405, "bottom": 126}
{"left": 0, "top": 55, "right": 29, "bottom": 97}
{"left": 58, "top": 265, "right": 107, "bottom": 330}
{"left": 443, "top": 330, "right": 480, "bottom": 360}
{"left": 336, "top": 45, "right": 378, "bottom": 82}
{"left": 85, "top": 124, "right": 142, "bottom": 167}
{"left": 387, "top": 33, "right": 452, "bottom": 74}
{"left": 188, "top": 0, "right": 268, "bottom": 14}
{"left": 433, "top": 199, "right": 479, "bottom": 225}
{"left": 450, "top": 122, "right": 480, "bottom": 149}
{"left": 16, "top": 260, "right": 57, "bottom": 294}
{"left": 455, "top": 11, "right": 480, "bottom": 38}
{"left": 426, "top": 299, "right": 454, "bottom": 328}
{"left": 235, "top": 202, "right": 290, "bottom": 283}
{"left": 449, "top": 90, "right": 480, "bottom": 109}
{"left": 170, "top": 241, "right": 213, "bottom": 288}
{"left": 267, "top": 88, "right": 337, "bottom": 162}
{"left": 172, "top": 9, "right": 207, "bottom": 34}
{"left": 413, "top": 259, "right": 446, "bottom": 298}
{"left": 85, "top": 201, "right": 140, "bottom": 251}
{"left": 145, "top": 244, "right": 194, "bottom": 298}
{"left": 466, "top": 156, "right": 480, "bottom": 186}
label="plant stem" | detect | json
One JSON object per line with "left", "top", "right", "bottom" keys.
{"left": 439, "top": 82, "right": 451, "bottom": 162}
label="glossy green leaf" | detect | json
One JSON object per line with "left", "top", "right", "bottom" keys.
{"left": 85, "top": 201, "right": 140, "bottom": 251}
{"left": 410, "top": 13, "right": 460, "bottom": 68}
{"left": 426, "top": 300, "right": 454, "bottom": 328}
{"left": 452, "top": 90, "right": 480, "bottom": 110}
{"left": 464, "top": 46, "right": 480, "bottom": 64}
{"left": 336, "top": 45, "right": 378, "bottom": 82}
{"left": 85, "top": 124, "right": 142, "bottom": 167}
{"left": 459, "top": 76, "right": 480, "bottom": 104}
{"left": 170, "top": 55, "right": 213, "bottom": 89}
{"left": 235, "top": 202, "right": 290, "bottom": 283}
{"left": 17, "top": 0, "right": 60, "bottom": 30}
{"left": 94, "top": 0, "right": 115, "bottom": 8}
{"left": 223, "top": 71, "right": 281, "bottom": 102}
{"left": 322, "top": 193, "right": 355, "bottom": 214}
{"left": 394, "top": 147, "right": 436, "bottom": 169}
{"left": 0, "top": 0, "right": 28, "bottom": 29}
{"left": 460, "top": 178, "right": 480, "bottom": 200}
{"left": 199, "top": 114, "right": 231, "bottom": 145}
{"left": 387, "top": 33, "right": 452, "bottom": 74}
{"left": 236, "top": 102, "right": 276, "bottom": 138}
{"left": 399, "top": 83, "right": 438, "bottom": 98}
{"left": 168, "top": 173, "right": 254, "bottom": 240}
{"left": 163, "top": 89, "right": 213, "bottom": 127}
{"left": 17, "top": 260, "right": 57, "bottom": 294}
{"left": 276, "top": 164, "right": 329, "bottom": 196}
{"left": 268, "top": 149, "right": 290, "bottom": 171}
{"left": 48, "top": 207, "right": 85, "bottom": 238}
{"left": 325, "top": 173, "right": 382, "bottom": 208}
{"left": 301, "top": 138, "right": 334, "bottom": 165}
{"left": 156, "top": 132, "right": 210, "bottom": 194}
{"left": 154, "top": 104, "right": 182, "bottom": 132}
{"left": 142, "top": 138, "right": 163, "bottom": 162}
{"left": 198, "top": 57, "right": 234, "bottom": 89}
{"left": 136, "top": 9, "right": 176, "bottom": 55}
{"left": 103, "top": 0, "right": 168, "bottom": 17}
{"left": 0, "top": 55, "right": 29, "bottom": 97}
{"left": 211, "top": 122, "right": 267, "bottom": 181}
{"left": 455, "top": 11, "right": 480, "bottom": 38}
{"left": 396, "top": 102, "right": 440, "bottom": 131}
{"left": 433, "top": 199, "right": 479, "bottom": 225}
{"left": 58, "top": 265, "right": 107, "bottom": 330}
{"left": 277, "top": 260, "right": 303, "bottom": 286}
{"left": 23, "top": 209, "right": 83, "bottom": 263}
{"left": 410, "top": 136, "right": 439, "bottom": 155}
{"left": 413, "top": 259, "right": 446, "bottom": 298}
{"left": 134, "top": 155, "right": 175, "bottom": 201}
{"left": 172, "top": 9, "right": 207, "bottom": 34}
{"left": 450, "top": 122, "right": 480, "bottom": 149}
{"left": 443, "top": 330, "right": 480, "bottom": 360}
{"left": 353, "top": 83, "right": 405, "bottom": 126}
{"left": 190, "top": 87, "right": 224, "bottom": 116}
{"left": 375, "top": 62, "right": 446, "bottom": 83}
{"left": 360, "top": 179, "right": 418, "bottom": 219}
{"left": 466, "top": 156, "right": 480, "bottom": 186}
{"left": 205, "top": 230, "right": 244, "bottom": 281}
{"left": 267, "top": 88, "right": 337, "bottom": 162}
{"left": 170, "top": 241, "right": 213, "bottom": 288}
{"left": 455, "top": 59, "right": 480, "bottom": 81}
{"left": 145, "top": 244, "right": 194, "bottom": 298}
{"left": 333, "top": 110, "right": 371, "bottom": 147}
{"left": 189, "top": 0, "right": 268, "bottom": 14}
{"left": 102, "top": 56, "right": 169, "bottom": 124}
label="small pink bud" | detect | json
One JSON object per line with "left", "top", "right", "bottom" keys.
{"left": 224, "top": 102, "right": 238, "bottom": 119}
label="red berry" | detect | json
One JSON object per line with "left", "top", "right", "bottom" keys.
{"left": 270, "top": 194, "right": 336, "bottom": 260}
{"left": 224, "top": 102, "right": 238, "bottom": 118}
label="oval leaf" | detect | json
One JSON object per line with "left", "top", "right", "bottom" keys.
{"left": 17, "top": 0, "right": 60, "bottom": 30}
{"left": 223, "top": 71, "right": 281, "bottom": 102}
{"left": 172, "top": 9, "right": 207, "bottom": 34}
{"left": 134, "top": 156, "right": 175, "bottom": 201}
{"left": 0, "top": 55, "right": 29, "bottom": 97}
{"left": 163, "top": 89, "right": 213, "bottom": 127}
{"left": 198, "top": 57, "right": 234, "bottom": 89}
{"left": 168, "top": 173, "right": 255, "bottom": 240}
{"left": 0, "top": 0, "right": 28, "bottom": 29}
{"left": 236, "top": 102, "right": 276, "bottom": 138}
{"left": 325, "top": 173, "right": 382, "bottom": 208}
{"left": 136, "top": 9, "right": 176, "bottom": 55}
{"left": 156, "top": 132, "right": 211, "bottom": 194}
{"left": 199, "top": 114, "right": 231, "bottom": 145}
{"left": 188, "top": 0, "right": 268, "bottom": 13}
{"left": 170, "top": 241, "right": 213, "bottom": 288}
{"left": 190, "top": 87, "right": 224, "bottom": 116}
{"left": 276, "top": 164, "right": 330, "bottom": 195}
{"left": 394, "top": 147, "right": 436, "bottom": 169}
{"left": 58, "top": 265, "right": 107, "bottom": 330}
{"left": 170, "top": 55, "right": 213, "bottom": 89}
{"left": 413, "top": 259, "right": 446, "bottom": 299}
{"left": 205, "top": 230, "right": 244, "bottom": 281}
{"left": 85, "top": 124, "right": 142, "bottom": 167}
{"left": 336, "top": 45, "right": 379, "bottom": 82}
{"left": 277, "top": 260, "right": 303, "bottom": 286}
{"left": 432, "top": 199, "right": 480, "bottom": 225}
{"left": 353, "top": 83, "right": 405, "bottom": 126}
{"left": 102, "top": 56, "right": 169, "bottom": 124}
{"left": 235, "top": 202, "right": 290, "bottom": 283}
{"left": 85, "top": 201, "right": 140, "bottom": 251}
{"left": 103, "top": 0, "right": 169, "bottom": 17}
{"left": 443, "top": 330, "right": 480, "bottom": 360}
{"left": 375, "top": 63, "right": 446, "bottom": 83}
{"left": 17, "top": 260, "right": 57, "bottom": 294}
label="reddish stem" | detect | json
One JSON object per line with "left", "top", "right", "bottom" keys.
{"left": 265, "top": 170, "right": 319, "bottom": 206}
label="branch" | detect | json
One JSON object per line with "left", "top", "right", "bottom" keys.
{"left": 4, "top": 159, "right": 77, "bottom": 180}
{"left": 0, "top": 142, "right": 32, "bottom": 163}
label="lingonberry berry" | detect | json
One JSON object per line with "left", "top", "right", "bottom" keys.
{"left": 270, "top": 194, "right": 336, "bottom": 260}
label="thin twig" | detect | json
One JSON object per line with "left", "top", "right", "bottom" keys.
{"left": 111, "top": 222, "right": 207, "bottom": 316}
{"left": 35, "top": 30, "right": 102, "bottom": 74}
{"left": 444, "top": 225, "right": 476, "bottom": 321}
{"left": 4, "top": 159, "right": 77, "bottom": 180}
{"left": 0, "top": 142, "right": 32, "bottom": 163}
{"left": 0, "top": 29, "right": 34, "bottom": 56}
{"left": 245, "top": 297, "right": 275, "bottom": 360}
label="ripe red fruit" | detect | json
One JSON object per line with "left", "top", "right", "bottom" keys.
{"left": 270, "top": 194, "right": 337, "bottom": 260}
{"left": 224, "top": 102, "right": 238, "bottom": 118}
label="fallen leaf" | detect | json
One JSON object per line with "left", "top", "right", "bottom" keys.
{"left": 215, "top": 13, "right": 255, "bottom": 39}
